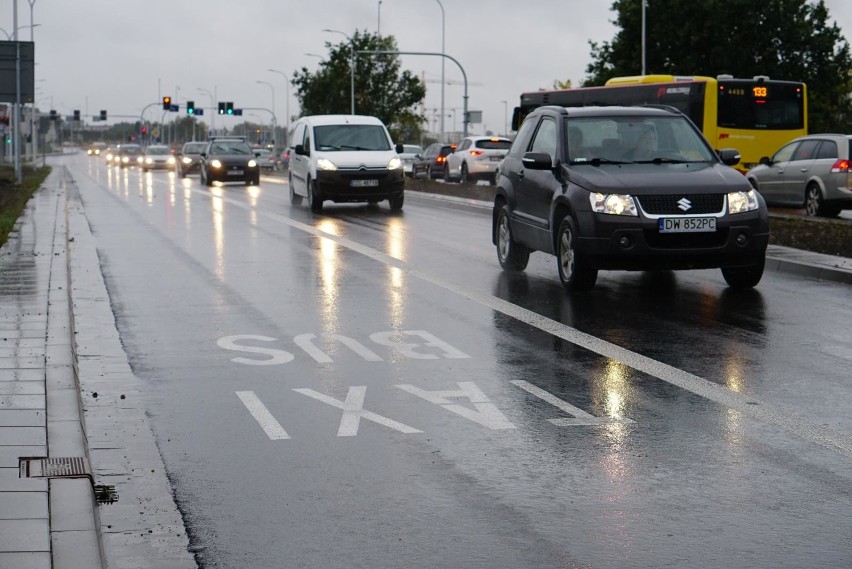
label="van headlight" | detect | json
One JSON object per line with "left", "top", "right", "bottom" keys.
{"left": 387, "top": 157, "right": 402, "bottom": 170}
{"left": 590, "top": 193, "right": 638, "bottom": 216}
{"left": 728, "top": 189, "right": 759, "bottom": 214}
{"left": 317, "top": 158, "right": 337, "bottom": 171}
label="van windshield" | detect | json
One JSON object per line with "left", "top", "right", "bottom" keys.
{"left": 314, "top": 124, "right": 391, "bottom": 151}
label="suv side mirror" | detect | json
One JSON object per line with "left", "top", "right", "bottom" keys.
{"left": 717, "top": 148, "right": 741, "bottom": 167}
{"left": 521, "top": 152, "right": 554, "bottom": 170}
{"left": 395, "top": 143, "right": 404, "bottom": 154}
{"left": 295, "top": 144, "right": 308, "bottom": 156}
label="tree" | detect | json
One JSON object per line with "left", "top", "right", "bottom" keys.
{"left": 292, "top": 30, "right": 426, "bottom": 141}
{"left": 584, "top": 0, "right": 852, "bottom": 132}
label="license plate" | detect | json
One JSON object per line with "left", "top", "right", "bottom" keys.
{"left": 350, "top": 179, "right": 379, "bottom": 187}
{"left": 658, "top": 217, "right": 716, "bottom": 233}
{"left": 228, "top": 169, "right": 244, "bottom": 176}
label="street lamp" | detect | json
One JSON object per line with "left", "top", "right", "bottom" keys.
{"left": 435, "top": 0, "right": 445, "bottom": 142}
{"left": 267, "top": 69, "right": 292, "bottom": 147}
{"left": 198, "top": 87, "right": 215, "bottom": 130}
{"left": 256, "top": 80, "right": 276, "bottom": 144}
{"left": 500, "top": 100, "right": 507, "bottom": 136}
{"left": 322, "top": 28, "right": 355, "bottom": 115}
{"left": 304, "top": 53, "right": 324, "bottom": 61}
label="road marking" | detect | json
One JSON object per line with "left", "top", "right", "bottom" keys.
{"left": 396, "top": 382, "right": 516, "bottom": 430}
{"left": 293, "top": 386, "right": 422, "bottom": 437}
{"left": 511, "top": 380, "right": 635, "bottom": 426}
{"left": 294, "top": 333, "right": 383, "bottom": 363}
{"left": 236, "top": 391, "right": 291, "bottom": 440}
{"left": 193, "top": 186, "right": 852, "bottom": 459}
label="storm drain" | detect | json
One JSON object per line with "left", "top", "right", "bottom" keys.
{"left": 19, "top": 456, "right": 119, "bottom": 504}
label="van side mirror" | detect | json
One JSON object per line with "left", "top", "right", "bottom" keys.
{"left": 295, "top": 144, "right": 307, "bottom": 156}
{"left": 522, "top": 152, "right": 554, "bottom": 170}
{"left": 395, "top": 143, "right": 404, "bottom": 154}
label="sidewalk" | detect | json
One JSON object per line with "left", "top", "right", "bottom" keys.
{"left": 1, "top": 170, "right": 850, "bottom": 568}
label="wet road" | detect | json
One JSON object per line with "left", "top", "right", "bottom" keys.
{"left": 65, "top": 155, "right": 852, "bottom": 568}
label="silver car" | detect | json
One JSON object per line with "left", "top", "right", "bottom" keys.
{"left": 399, "top": 144, "right": 423, "bottom": 177}
{"left": 746, "top": 134, "right": 852, "bottom": 217}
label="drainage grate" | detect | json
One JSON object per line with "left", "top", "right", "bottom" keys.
{"left": 19, "top": 456, "right": 93, "bottom": 481}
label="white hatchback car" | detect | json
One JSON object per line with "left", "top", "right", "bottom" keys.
{"left": 444, "top": 136, "right": 512, "bottom": 184}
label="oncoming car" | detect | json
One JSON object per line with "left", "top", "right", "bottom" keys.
{"left": 199, "top": 137, "right": 260, "bottom": 186}
{"left": 493, "top": 105, "right": 769, "bottom": 291}
{"left": 177, "top": 141, "right": 208, "bottom": 177}
{"left": 142, "top": 145, "right": 177, "bottom": 171}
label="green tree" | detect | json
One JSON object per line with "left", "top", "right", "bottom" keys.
{"left": 585, "top": 0, "right": 852, "bottom": 132}
{"left": 292, "top": 30, "right": 426, "bottom": 141}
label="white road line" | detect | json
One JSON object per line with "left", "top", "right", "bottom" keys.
{"left": 236, "top": 391, "right": 291, "bottom": 440}
{"left": 196, "top": 187, "right": 852, "bottom": 459}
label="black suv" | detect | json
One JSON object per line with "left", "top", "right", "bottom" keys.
{"left": 493, "top": 105, "right": 769, "bottom": 291}
{"left": 411, "top": 143, "right": 456, "bottom": 179}
{"left": 199, "top": 137, "right": 261, "bottom": 186}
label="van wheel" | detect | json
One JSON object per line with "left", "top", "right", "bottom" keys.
{"left": 556, "top": 216, "right": 597, "bottom": 291}
{"left": 389, "top": 193, "right": 404, "bottom": 211}
{"left": 496, "top": 205, "right": 530, "bottom": 271}
{"left": 308, "top": 179, "right": 323, "bottom": 213}
{"left": 289, "top": 175, "right": 302, "bottom": 205}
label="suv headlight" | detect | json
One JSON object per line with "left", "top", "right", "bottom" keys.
{"left": 590, "top": 192, "right": 638, "bottom": 216}
{"left": 728, "top": 189, "right": 759, "bottom": 214}
{"left": 317, "top": 158, "right": 337, "bottom": 171}
{"left": 387, "top": 157, "right": 402, "bottom": 170}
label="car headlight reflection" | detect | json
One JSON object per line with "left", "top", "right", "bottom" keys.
{"left": 387, "top": 157, "right": 402, "bottom": 170}
{"left": 317, "top": 158, "right": 337, "bottom": 171}
{"left": 210, "top": 159, "right": 223, "bottom": 169}
{"left": 590, "top": 192, "right": 638, "bottom": 216}
{"left": 728, "top": 189, "right": 759, "bottom": 214}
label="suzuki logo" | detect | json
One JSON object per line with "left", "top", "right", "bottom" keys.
{"left": 677, "top": 197, "right": 692, "bottom": 211}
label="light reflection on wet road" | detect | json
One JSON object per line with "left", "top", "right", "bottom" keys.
{"left": 67, "top": 155, "right": 852, "bottom": 568}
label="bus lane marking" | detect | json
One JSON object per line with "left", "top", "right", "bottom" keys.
{"left": 396, "top": 382, "right": 516, "bottom": 430}
{"left": 511, "top": 380, "right": 635, "bottom": 426}
{"left": 236, "top": 391, "right": 291, "bottom": 440}
{"left": 293, "top": 386, "right": 422, "bottom": 437}
{"left": 202, "top": 187, "right": 852, "bottom": 459}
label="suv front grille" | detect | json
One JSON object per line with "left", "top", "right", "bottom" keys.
{"left": 637, "top": 194, "right": 724, "bottom": 215}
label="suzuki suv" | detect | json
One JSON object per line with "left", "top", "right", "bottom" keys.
{"left": 493, "top": 105, "right": 769, "bottom": 291}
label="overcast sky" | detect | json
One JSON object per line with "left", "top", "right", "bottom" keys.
{"left": 11, "top": 0, "right": 852, "bottom": 141}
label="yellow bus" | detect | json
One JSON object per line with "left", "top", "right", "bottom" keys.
{"left": 512, "top": 74, "right": 807, "bottom": 172}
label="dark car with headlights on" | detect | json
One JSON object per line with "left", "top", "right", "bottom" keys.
{"left": 199, "top": 137, "right": 260, "bottom": 186}
{"left": 115, "top": 144, "right": 144, "bottom": 168}
{"left": 177, "top": 141, "right": 208, "bottom": 177}
{"left": 493, "top": 105, "right": 769, "bottom": 291}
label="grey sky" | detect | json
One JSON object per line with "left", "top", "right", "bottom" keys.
{"left": 13, "top": 0, "right": 852, "bottom": 140}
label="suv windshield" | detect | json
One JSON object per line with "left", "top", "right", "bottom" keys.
{"left": 567, "top": 116, "right": 715, "bottom": 164}
{"left": 314, "top": 124, "right": 391, "bottom": 151}
{"left": 184, "top": 143, "right": 207, "bottom": 154}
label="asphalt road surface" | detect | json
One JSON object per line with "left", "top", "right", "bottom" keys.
{"left": 65, "top": 155, "right": 852, "bottom": 569}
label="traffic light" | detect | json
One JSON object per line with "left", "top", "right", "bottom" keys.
{"left": 141, "top": 126, "right": 148, "bottom": 135}
{"left": 226, "top": 102, "right": 234, "bottom": 115}
{"left": 100, "top": 110, "right": 107, "bottom": 121}
{"left": 186, "top": 100, "right": 195, "bottom": 115}
{"left": 73, "top": 109, "right": 80, "bottom": 121}
{"left": 162, "top": 96, "right": 172, "bottom": 110}
{"left": 217, "top": 102, "right": 225, "bottom": 115}
{"left": 49, "top": 110, "right": 57, "bottom": 121}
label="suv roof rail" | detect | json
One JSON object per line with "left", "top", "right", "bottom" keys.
{"left": 637, "top": 103, "right": 684, "bottom": 116}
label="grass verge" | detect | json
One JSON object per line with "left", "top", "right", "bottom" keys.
{"left": 0, "top": 165, "right": 52, "bottom": 247}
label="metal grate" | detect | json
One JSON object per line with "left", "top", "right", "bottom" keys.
{"left": 19, "top": 456, "right": 92, "bottom": 481}
{"left": 638, "top": 194, "right": 724, "bottom": 215}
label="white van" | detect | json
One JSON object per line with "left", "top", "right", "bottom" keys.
{"left": 288, "top": 115, "right": 405, "bottom": 212}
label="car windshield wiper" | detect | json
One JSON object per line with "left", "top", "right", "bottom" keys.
{"left": 632, "top": 157, "right": 694, "bottom": 164}
{"left": 318, "top": 145, "right": 341, "bottom": 151}
{"left": 586, "top": 157, "right": 630, "bottom": 166}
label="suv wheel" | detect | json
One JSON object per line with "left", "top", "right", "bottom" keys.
{"left": 496, "top": 205, "right": 530, "bottom": 271}
{"left": 721, "top": 256, "right": 765, "bottom": 289}
{"left": 556, "top": 216, "right": 597, "bottom": 291}
{"left": 308, "top": 179, "right": 323, "bottom": 213}
{"left": 443, "top": 164, "right": 452, "bottom": 183}
{"left": 460, "top": 163, "right": 471, "bottom": 184}
{"left": 389, "top": 193, "right": 404, "bottom": 211}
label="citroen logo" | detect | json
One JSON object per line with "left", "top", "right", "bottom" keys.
{"left": 677, "top": 197, "right": 692, "bottom": 211}
{"left": 359, "top": 164, "right": 367, "bottom": 171}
